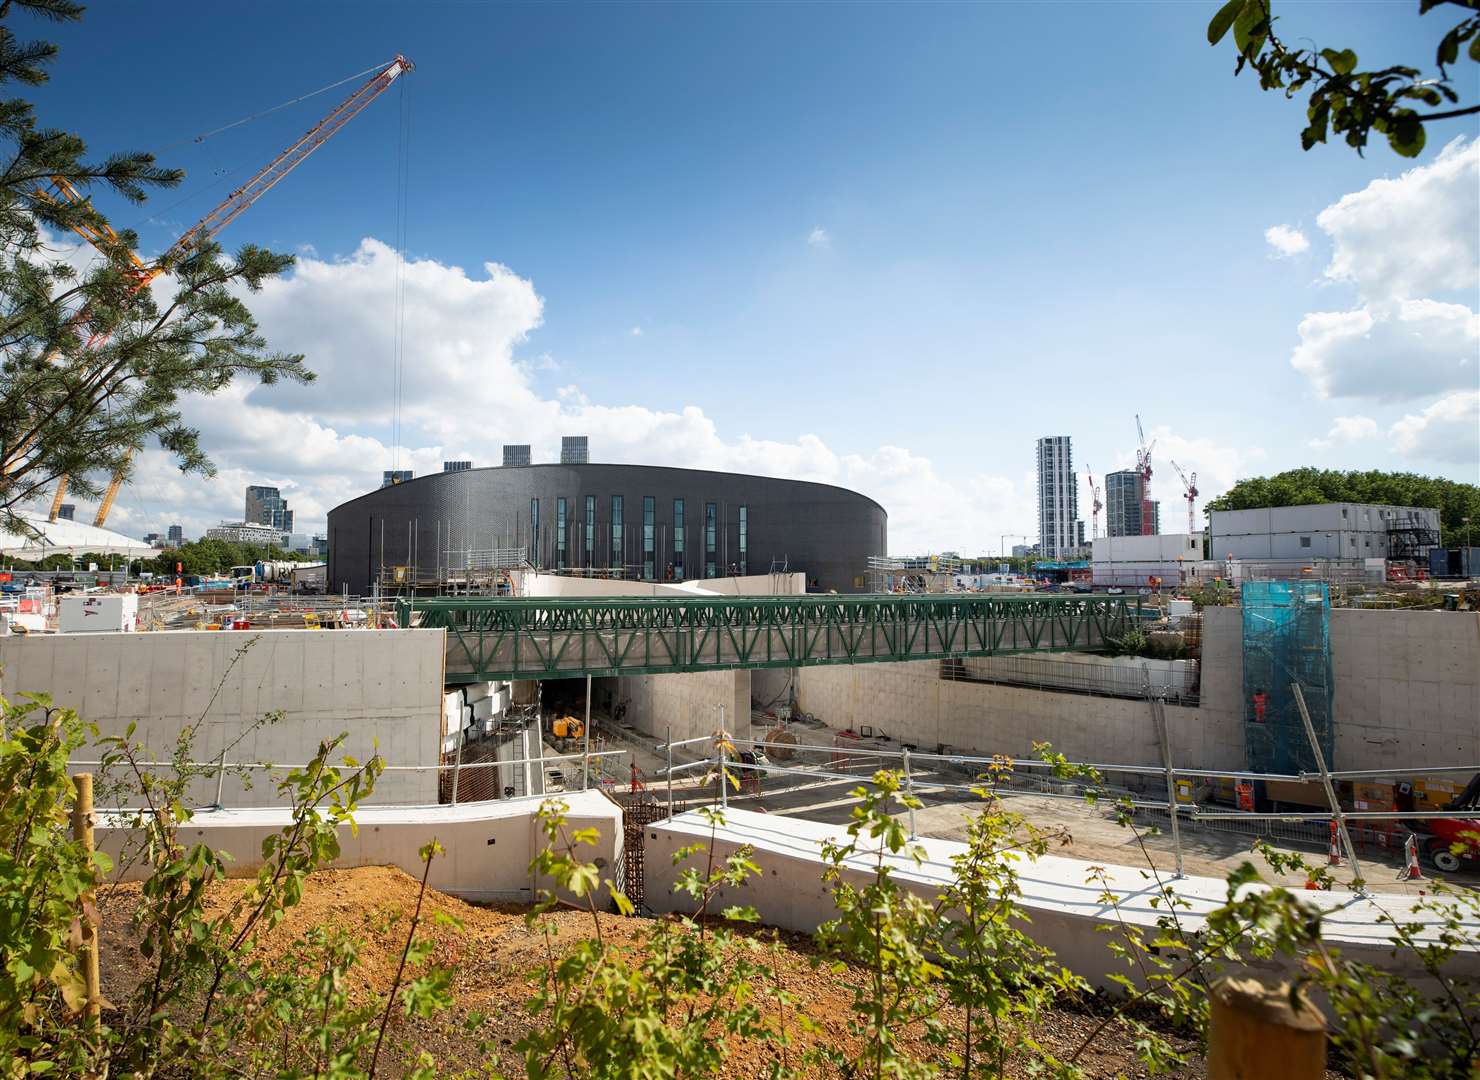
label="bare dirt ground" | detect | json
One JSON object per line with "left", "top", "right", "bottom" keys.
{"left": 98, "top": 866, "right": 1226, "bottom": 1079}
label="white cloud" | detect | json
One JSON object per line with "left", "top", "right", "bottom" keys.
{"left": 1289, "top": 298, "right": 1478, "bottom": 401}
{"left": 806, "top": 226, "right": 830, "bottom": 250}
{"left": 1264, "top": 224, "right": 1309, "bottom": 257}
{"left": 1317, "top": 137, "right": 1478, "bottom": 305}
{"left": 629, "top": 325, "right": 643, "bottom": 337}
{"left": 1309, "top": 414, "right": 1379, "bottom": 450}
{"left": 45, "top": 236, "right": 1046, "bottom": 554}
{"left": 1389, "top": 390, "right": 1480, "bottom": 465}
{"left": 1284, "top": 138, "right": 1480, "bottom": 407}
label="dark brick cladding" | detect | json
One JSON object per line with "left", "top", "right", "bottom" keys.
{"left": 327, "top": 463, "right": 887, "bottom": 595}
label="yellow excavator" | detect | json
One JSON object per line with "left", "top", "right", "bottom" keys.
{"left": 550, "top": 716, "right": 586, "bottom": 751}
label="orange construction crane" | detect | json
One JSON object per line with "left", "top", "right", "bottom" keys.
{"left": 1169, "top": 459, "right": 1198, "bottom": 536}
{"left": 1085, "top": 464, "right": 1102, "bottom": 540}
{"left": 34, "top": 56, "right": 414, "bottom": 526}
{"left": 1134, "top": 414, "right": 1156, "bottom": 535}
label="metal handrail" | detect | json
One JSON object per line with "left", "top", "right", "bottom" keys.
{"left": 658, "top": 733, "right": 1479, "bottom": 886}
{"left": 70, "top": 750, "right": 627, "bottom": 774}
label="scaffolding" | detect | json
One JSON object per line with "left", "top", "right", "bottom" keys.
{"left": 1240, "top": 581, "right": 1334, "bottom": 775}
{"left": 1387, "top": 514, "right": 1440, "bottom": 564}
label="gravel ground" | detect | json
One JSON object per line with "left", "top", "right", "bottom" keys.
{"left": 97, "top": 865, "right": 1226, "bottom": 1079}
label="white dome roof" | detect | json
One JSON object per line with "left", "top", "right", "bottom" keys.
{"left": 0, "top": 511, "right": 162, "bottom": 559}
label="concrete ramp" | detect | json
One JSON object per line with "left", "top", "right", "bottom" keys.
{"left": 98, "top": 790, "right": 622, "bottom": 904}
{"left": 643, "top": 809, "right": 1479, "bottom": 989}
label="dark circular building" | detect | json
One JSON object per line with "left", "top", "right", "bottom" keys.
{"left": 326, "top": 463, "right": 887, "bottom": 595}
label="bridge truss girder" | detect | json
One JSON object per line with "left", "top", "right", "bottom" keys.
{"left": 398, "top": 594, "right": 1136, "bottom": 684}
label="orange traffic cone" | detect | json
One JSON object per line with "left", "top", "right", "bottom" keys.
{"left": 1327, "top": 820, "right": 1342, "bottom": 866}
{"left": 1398, "top": 833, "right": 1423, "bottom": 881}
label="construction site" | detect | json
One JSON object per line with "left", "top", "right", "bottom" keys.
{"left": 1, "top": 30, "right": 1477, "bottom": 1079}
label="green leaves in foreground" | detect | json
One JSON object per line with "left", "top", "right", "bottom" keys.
{"left": 1207, "top": 0, "right": 1479, "bottom": 157}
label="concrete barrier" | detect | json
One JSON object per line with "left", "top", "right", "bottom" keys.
{"left": 0, "top": 628, "right": 446, "bottom": 806}
{"left": 98, "top": 789, "right": 622, "bottom": 904}
{"left": 643, "top": 809, "right": 1479, "bottom": 989}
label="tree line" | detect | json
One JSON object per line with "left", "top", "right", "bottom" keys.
{"left": 1205, "top": 468, "right": 1480, "bottom": 545}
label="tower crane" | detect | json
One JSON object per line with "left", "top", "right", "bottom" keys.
{"left": 1085, "top": 464, "right": 1102, "bottom": 540}
{"left": 35, "top": 56, "right": 414, "bottom": 527}
{"left": 1134, "top": 414, "right": 1156, "bottom": 535}
{"left": 1169, "top": 459, "right": 1198, "bottom": 536}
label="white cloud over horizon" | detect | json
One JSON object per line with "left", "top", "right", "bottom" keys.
{"left": 1309, "top": 415, "right": 1379, "bottom": 450}
{"left": 39, "top": 237, "right": 1066, "bottom": 554}
{"left": 1390, "top": 390, "right": 1480, "bottom": 465}
{"left": 45, "top": 234, "right": 1262, "bottom": 556}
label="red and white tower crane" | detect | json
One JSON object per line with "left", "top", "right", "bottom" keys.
{"left": 1134, "top": 414, "right": 1156, "bottom": 535}
{"left": 1085, "top": 464, "right": 1103, "bottom": 540}
{"left": 36, "top": 56, "right": 414, "bottom": 526}
{"left": 1169, "top": 459, "right": 1199, "bottom": 536}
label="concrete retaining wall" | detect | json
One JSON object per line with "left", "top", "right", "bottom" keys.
{"left": 644, "top": 809, "right": 1478, "bottom": 990}
{"left": 794, "top": 659, "right": 1232, "bottom": 770}
{"left": 0, "top": 628, "right": 446, "bottom": 806}
{"left": 98, "top": 789, "right": 622, "bottom": 904}
{"left": 791, "top": 606, "right": 1477, "bottom": 775}
{"left": 1328, "top": 608, "right": 1480, "bottom": 767}
{"left": 621, "top": 668, "right": 753, "bottom": 744}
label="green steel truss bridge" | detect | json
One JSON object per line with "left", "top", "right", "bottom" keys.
{"left": 398, "top": 593, "right": 1138, "bottom": 684}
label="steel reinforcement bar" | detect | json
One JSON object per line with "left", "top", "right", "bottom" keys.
{"left": 397, "top": 593, "right": 1139, "bottom": 683}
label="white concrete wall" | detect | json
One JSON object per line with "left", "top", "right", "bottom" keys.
{"left": 1328, "top": 609, "right": 1480, "bottom": 769}
{"left": 795, "top": 659, "right": 1230, "bottom": 770}
{"left": 644, "top": 809, "right": 1478, "bottom": 991}
{"left": 98, "top": 789, "right": 622, "bottom": 904}
{"left": 621, "top": 668, "right": 753, "bottom": 744}
{"left": 0, "top": 629, "right": 445, "bottom": 806}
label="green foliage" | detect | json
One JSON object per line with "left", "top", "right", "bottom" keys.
{"left": 0, "top": 692, "right": 108, "bottom": 1079}
{"left": 5, "top": 701, "right": 1478, "bottom": 1080}
{"left": 1206, "top": 467, "right": 1480, "bottom": 546}
{"left": 1104, "top": 625, "right": 1151, "bottom": 657}
{"left": 1184, "top": 581, "right": 1236, "bottom": 608}
{"left": 1208, "top": 0, "right": 1480, "bottom": 157}
{"left": 1086, "top": 781, "right": 1480, "bottom": 1080}
{"left": 0, "top": 3, "right": 309, "bottom": 527}
{"left": 935, "top": 772, "right": 1087, "bottom": 1079}
{"left": 517, "top": 800, "right": 786, "bottom": 1079}
{"left": 0, "top": 682, "right": 473, "bottom": 1079}
{"left": 815, "top": 771, "right": 944, "bottom": 1079}
{"left": 1215, "top": 846, "right": 1480, "bottom": 1080}
{"left": 141, "top": 537, "right": 317, "bottom": 576}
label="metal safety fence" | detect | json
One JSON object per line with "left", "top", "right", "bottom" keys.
{"left": 652, "top": 688, "right": 1479, "bottom": 896}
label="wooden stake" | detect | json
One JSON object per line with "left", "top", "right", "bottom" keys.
{"left": 1207, "top": 974, "right": 1325, "bottom": 1080}
{"left": 70, "top": 773, "right": 102, "bottom": 1032}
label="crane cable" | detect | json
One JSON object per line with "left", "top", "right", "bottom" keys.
{"left": 391, "top": 74, "right": 412, "bottom": 474}
{"left": 156, "top": 60, "right": 397, "bottom": 152}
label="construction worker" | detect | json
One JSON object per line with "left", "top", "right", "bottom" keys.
{"left": 1252, "top": 688, "right": 1268, "bottom": 724}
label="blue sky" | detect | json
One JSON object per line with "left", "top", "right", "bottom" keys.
{"left": 27, "top": 1, "right": 1480, "bottom": 550}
